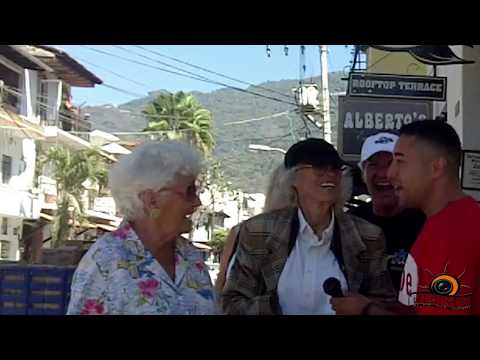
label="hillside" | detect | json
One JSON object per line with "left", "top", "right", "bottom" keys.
{"left": 85, "top": 72, "right": 347, "bottom": 193}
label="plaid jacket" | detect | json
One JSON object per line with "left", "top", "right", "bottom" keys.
{"left": 222, "top": 207, "right": 395, "bottom": 315}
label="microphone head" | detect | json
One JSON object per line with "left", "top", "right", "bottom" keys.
{"left": 323, "top": 277, "right": 344, "bottom": 298}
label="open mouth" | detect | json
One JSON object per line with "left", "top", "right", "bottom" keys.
{"left": 375, "top": 182, "right": 394, "bottom": 192}
{"left": 320, "top": 182, "right": 337, "bottom": 189}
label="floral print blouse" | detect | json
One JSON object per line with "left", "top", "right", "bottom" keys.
{"left": 67, "top": 222, "right": 218, "bottom": 315}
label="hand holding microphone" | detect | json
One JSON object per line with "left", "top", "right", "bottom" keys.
{"left": 324, "top": 277, "right": 372, "bottom": 315}
{"left": 323, "top": 277, "right": 344, "bottom": 298}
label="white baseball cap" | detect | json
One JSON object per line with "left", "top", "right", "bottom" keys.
{"left": 359, "top": 132, "right": 399, "bottom": 170}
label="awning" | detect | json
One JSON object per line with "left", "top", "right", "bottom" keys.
{"left": 85, "top": 209, "right": 122, "bottom": 223}
{"left": 44, "top": 126, "right": 117, "bottom": 162}
{"left": 97, "top": 224, "right": 117, "bottom": 232}
{"left": 22, "top": 45, "right": 103, "bottom": 87}
{"left": 0, "top": 46, "right": 46, "bottom": 71}
{"left": 102, "top": 142, "right": 131, "bottom": 155}
{"left": 368, "top": 45, "right": 475, "bottom": 65}
{"left": 39, "top": 210, "right": 118, "bottom": 232}
{"left": 91, "top": 129, "right": 120, "bottom": 143}
{"left": 0, "top": 106, "right": 45, "bottom": 140}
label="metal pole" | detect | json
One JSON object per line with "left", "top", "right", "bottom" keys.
{"left": 320, "top": 45, "right": 331, "bottom": 143}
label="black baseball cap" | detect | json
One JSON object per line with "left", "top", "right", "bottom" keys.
{"left": 284, "top": 138, "right": 347, "bottom": 169}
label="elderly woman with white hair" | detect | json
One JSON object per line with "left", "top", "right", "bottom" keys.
{"left": 67, "top": 141, "right": 218, "bottom": 315}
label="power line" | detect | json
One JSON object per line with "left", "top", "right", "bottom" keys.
{"left": 72, "top": 55, "right": 152, "bottom": 89}
{"left": 113, "top": 45, "right": 224, "bottom": 85}
{"left": 132, "top": 45, "right": 295, "bottom": 101}
{"left": 4, "top": 84, "right": 207, "bottom": 132}
{"left": 7, "top": 84, "right": 294, "bottom": 141}
{"left": 79, "top": 46, "right": 298, "bottom": 107}
{"left": 223, "top": 111, "right": 292, "bottom": 126}
{"left": 4, "top": 85, "right": 96, "bottom": 130}
{"left": 117, "top": 109, "right": 192, "bottom": 121}
{"left": 100, "top": 83, "right": 146, "bottom": 98}
{"left": 4, "top": 85, "right": 138, "bottom": 132}
{"left": 216, "top": 131, "right": 295, "bottom": 144}
{"left": 113, "top": 45, "right": 298, "bottom": 106}
{"left": 1, "top": 86, "right": 118, "bottom": 160}
{"left": 4, "top": 85, "right": 218, "bottom": 148}
{"left": 4, "top": 84, "right": 296, "bottom": 162}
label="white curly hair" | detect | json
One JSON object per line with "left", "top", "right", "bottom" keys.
{"left": 108, "top": 141, "right": 202, "bottom": 220}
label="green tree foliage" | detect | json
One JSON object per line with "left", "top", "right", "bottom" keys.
{"left": 208, "top": 228, "right": 229, "bottom": 259}
{"left": 39, "top": 145, "right": 109, "bottom": 248}
{"left": 143, "top": 91, "right": 215, "bottom": 155}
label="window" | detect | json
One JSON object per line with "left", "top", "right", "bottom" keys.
{"left": 37, "top": 80, "right": 48, "bottom": 120}
{"left": 213, "top": 215, "right": 225, "bottom": 228}
{"left": 2, "top": 155, "right": 12, "bottom": 184}
{"left": 1, "top": 217, "right": 8, "bottom": 235}
{"left": 0, "top": 240, "right": 10, "bottom": 259}
{"left": 349, "top": 46, "right": 368, "bottom": 72}
{"left": 357, "top": 51, "right": 368, "bottom": 71}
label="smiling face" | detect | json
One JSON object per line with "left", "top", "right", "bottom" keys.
{"left": 363, "top": 151, "right": 398, "bottom": 210}
{"left": 293, "top": 163, "right": 342, "bottom": 208}
{"left": 387, "top": 136, "right": 434, "bottom": 210}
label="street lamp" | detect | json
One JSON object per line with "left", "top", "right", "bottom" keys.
{"left": 248, "top": 144, "right": 286, "bottom": 154}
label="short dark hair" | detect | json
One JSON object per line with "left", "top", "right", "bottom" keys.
{"left": 399, "top": 120, "right": 462, "bottom": 175}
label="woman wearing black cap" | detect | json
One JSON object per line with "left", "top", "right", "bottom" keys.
{"left": 222, "top": 138, "right": 395, "bottom": 315}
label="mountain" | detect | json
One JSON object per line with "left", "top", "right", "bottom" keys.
{"left": 85, "top": 72, "right": 348, "bottom": 193}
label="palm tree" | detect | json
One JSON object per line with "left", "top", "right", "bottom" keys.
{"left": 39, "top": 145, "right": 109, "bottom": 248}
{"left": 143, "top": 91, "right": 215, "bottom": 155}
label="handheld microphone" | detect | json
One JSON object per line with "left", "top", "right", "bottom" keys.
{"left": 323, "top": 277, "right": 344, "bottom": 298}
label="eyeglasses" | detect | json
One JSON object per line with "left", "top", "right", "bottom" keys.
{"left": 157, "top": 183, "right": 200, "bottom": 201}
{"left": 295, "top": 164, "right": 345, "bottom": 177}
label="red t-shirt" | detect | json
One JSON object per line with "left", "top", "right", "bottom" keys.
{"left": 398, "top": 196, "right": 480, "bottom": 315}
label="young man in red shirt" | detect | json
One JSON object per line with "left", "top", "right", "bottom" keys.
{"left": 331, "top": 120, "right": 480, "bottom": 315}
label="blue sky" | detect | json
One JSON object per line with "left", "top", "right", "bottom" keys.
{"left": 56, "top": 45, "right": 353, "bottom": 106}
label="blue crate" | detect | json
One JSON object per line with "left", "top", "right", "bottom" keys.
{"left": 30, "top": 268, "right": 69, "bottom": 291}
{"left": 0, "top": 264, "right": 76, "bottom": 315}
{"left": 0, "top": 304, "right": 27, "bottom": 315}
{"left": 27, "top": 301, "right": 65, "bottom": 315}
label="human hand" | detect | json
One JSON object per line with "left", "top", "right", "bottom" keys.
{"left": 330, "top": 292, "right": 372, "bottom": 315}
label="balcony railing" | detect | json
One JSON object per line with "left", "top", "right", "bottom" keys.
{"left": 41, "top": 105, "right": 92, "bottom": 142}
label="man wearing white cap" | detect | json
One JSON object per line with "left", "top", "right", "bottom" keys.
{"left": 348, "top": 132, "right": 425, "bottom": 292}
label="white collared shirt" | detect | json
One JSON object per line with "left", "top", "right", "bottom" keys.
{"left": 277, "top": 209, "right": 348, "bottom": 315}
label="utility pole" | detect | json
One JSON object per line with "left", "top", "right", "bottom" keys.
{"left": 320, "top": 45, "right": 331, "bottom": 143}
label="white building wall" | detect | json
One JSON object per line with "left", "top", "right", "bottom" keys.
{"left": 0, "top": 130, "right": 36, "bottom": 192}
{"left": 0, "top": 129, "right": 39, "bottom": 263}
{"left": 436, "top": 46, "right": 480, "bottom": 200}
{"left": 19, "top": 69, "right": 40, "bottom": 123}
{"left": 460, "top": 46, "right": 480, "bottom": 151}
{"left": 436, "top": 46, "right": 464, "bottom": 142}
{"left": 26, "top": 69, "right": 40, "bottom": 124}
{"left": 0, "top": 65, "right": 43, "bottom": 261}
{"left": 191, "top": 226, "right": 209, "bottom": 243}
{"left": 0, "top": 216, "right": 23, "bottom": 261}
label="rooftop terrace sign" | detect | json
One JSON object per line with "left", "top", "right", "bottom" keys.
{"left": 348, "top": 73, "right": 447, "bottom": 101}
